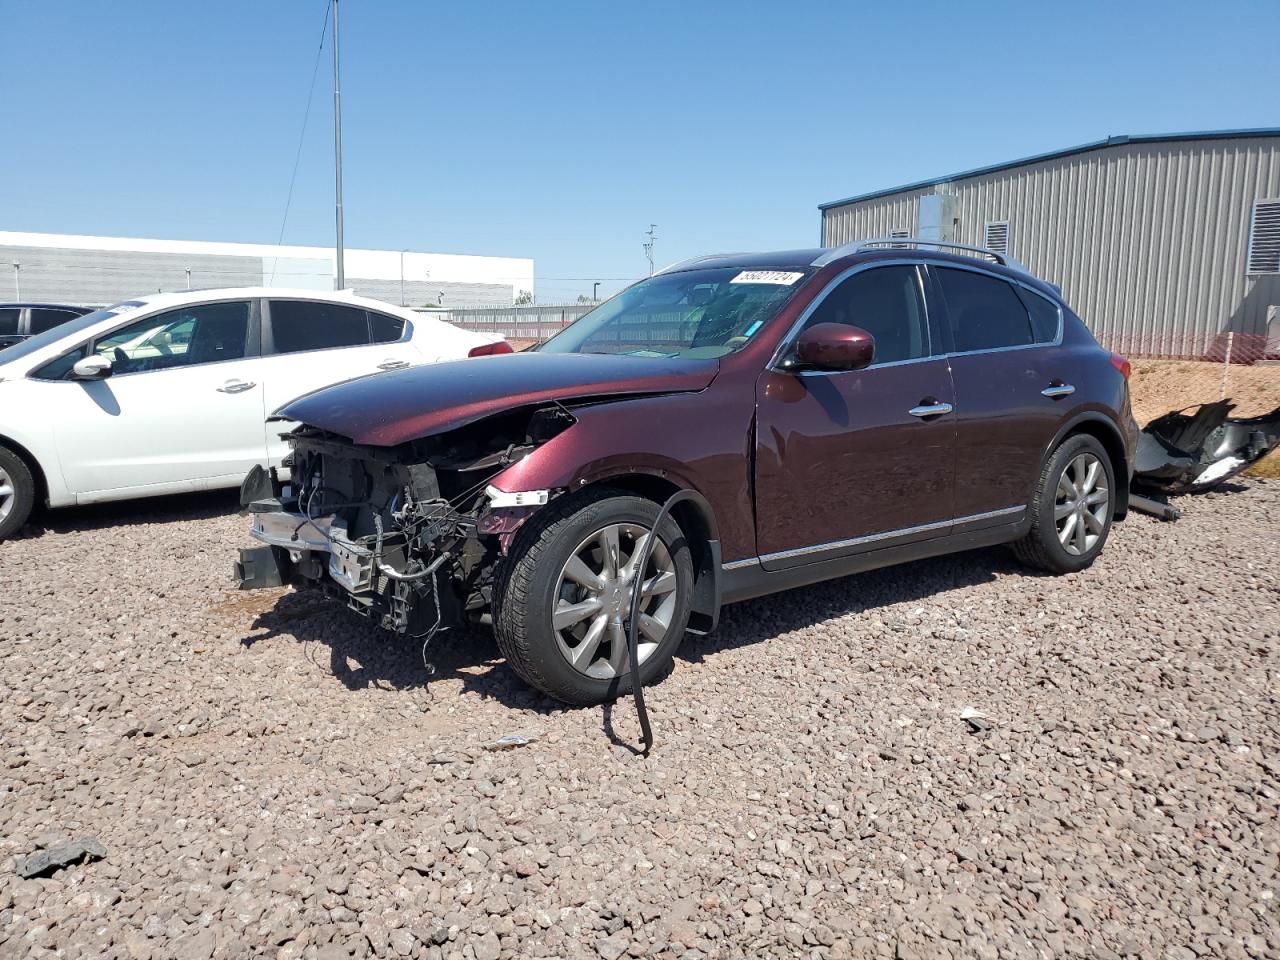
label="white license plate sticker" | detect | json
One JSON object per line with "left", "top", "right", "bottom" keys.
{"left": 730, "top": 270, "right": 803, "bottom": 285}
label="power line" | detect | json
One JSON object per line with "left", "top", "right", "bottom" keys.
{"left": 270, "top": 0, "right": 333, "bottom": 284}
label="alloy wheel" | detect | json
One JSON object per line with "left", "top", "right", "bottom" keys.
{"left": 0, "top": 466, "right": 13, "bottom": 523}
{"left": 1054, "top": 452, "right": 1109, "bottom": 556}
{"left": 551, "top": 522, "right": 679, "bottom": 680}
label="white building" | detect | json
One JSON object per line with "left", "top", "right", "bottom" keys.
{"left": 0, "top": 231, "right": 535, "bottom": 309}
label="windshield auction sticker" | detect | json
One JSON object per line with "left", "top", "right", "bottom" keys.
{"left": 730, "top": 271, "right": 804, "bottom": 285}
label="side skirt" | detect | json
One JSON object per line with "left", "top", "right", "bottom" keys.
{"left": 718, "top": 519, "right": 1029, "bottom": 606}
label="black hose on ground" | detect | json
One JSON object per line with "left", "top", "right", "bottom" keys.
{"left": 624, "top": 490, "right": 697, "bottom": 756}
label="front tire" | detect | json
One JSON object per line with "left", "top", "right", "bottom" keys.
{"left": 1012, "top": 434, "right": 1115, "bottom": 574}
{"left": 493, "top": 488, "right": 693, "bottom": 706}
{"left": 0, "top": 446, "right": 36, "bottom": 540}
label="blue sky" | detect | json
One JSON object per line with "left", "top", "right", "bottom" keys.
{"left": 2, "top": 0, "right": 1277, "bottom": 301}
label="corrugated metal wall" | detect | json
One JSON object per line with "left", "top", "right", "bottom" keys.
{"left": 0, "top": 245, "right": 519, "bottom": 309}
{"left": 2, "top": 245, "right": 265, "bottom": 305}
{"left": 821, "top": 136, "right": 1280, "bottom": 350}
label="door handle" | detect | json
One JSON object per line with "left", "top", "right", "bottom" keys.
{"left": 377, "top": 359, "right": 410, "bottom": 371}
{"left": 908, "top": 400, "right": 954, "bottom": 418}
{"left": 216, "top": 380, "right": 256, "bottom": 394}
{"left": 1041, "top": 382, "right": 1076, "bottom": 398}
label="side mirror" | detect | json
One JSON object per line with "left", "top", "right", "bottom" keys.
{"left": 71, "top": 354, "right": 113, "bottom": 381}
{"left": 793, "top": 322, "right": 875, "bottom": 372}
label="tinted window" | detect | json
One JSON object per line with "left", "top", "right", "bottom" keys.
{"left": 936, "top": 268, "right": 1033, "bottom": 352}
{"left": 1014, "top": 285, "right": 1061, "bottom": 343}
{"left": 801, "top": 265, "right": 928, "bottom": 365}
{"left": 29, "top": 308, "right": 78, "bottom": 335}
{"left": 91, "top": 301, "right": 250, "bottom": 375}
{"left": 0, "top": 308, "right": 19, "bottom": 336}
{"left": 369, "top": 311, "right": 405, "bottom": 344}
{"left": 270, "top": 300, "right": 370, "bottom": 354}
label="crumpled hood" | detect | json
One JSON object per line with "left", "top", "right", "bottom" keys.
{"left": 275, "top": 351, "right": 719, "bottom": 446}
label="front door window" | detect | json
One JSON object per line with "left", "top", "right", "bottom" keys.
{"left": 92, "top": 301, "right": 250, "bottom": 374}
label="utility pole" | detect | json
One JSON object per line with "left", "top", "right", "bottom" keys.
{"left": 332, "top": 0, "right": 345, "bottom": 290}
{"left": 643, "top": 224, "right": 657, "bottom": 276}
{"left": 185, "top": 267, "right": 192, "bottom": 290}
{"left": 400, "top": 250, "right": 407, "bottom": 306}
{"left": 11, "top": 263, "right": 19, "bottom": 299}
{"left": 592, "top": 281, "right": 600, "bottom": 301}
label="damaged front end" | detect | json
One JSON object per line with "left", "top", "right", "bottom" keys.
{"left": 234, "top": 403, "right": 576, "bottom": 640}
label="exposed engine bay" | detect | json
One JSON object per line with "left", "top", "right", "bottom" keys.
{"left": 234, "top": 403, "right": 577, "bottom": 644}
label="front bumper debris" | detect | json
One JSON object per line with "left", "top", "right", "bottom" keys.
{"left": 1133, "top": 400, "right": 1280, "bottom": 494}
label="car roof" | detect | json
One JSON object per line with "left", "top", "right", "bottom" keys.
{"left": 119, "top": 287, "right": 414, "bottom": 314}
{"left": 0, "top": 302, "right": 91, "bottom": 311}
{"left": 660, "top": 246, "right": 1062, "bottom": 301}
{"left": 660, "top": 249, "right": 829, "bottom": 273}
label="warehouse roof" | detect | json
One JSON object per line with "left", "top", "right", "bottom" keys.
{"left": 818, "top": 128, "right": 1280, "bottom": 210}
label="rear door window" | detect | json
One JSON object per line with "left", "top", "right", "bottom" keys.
{"left": 0, "top": 307, "right": 20, "bottom": 336}
{"left": 801, "top": 264, "right": 929, "bottom": 365}
{"left": 369, "top": 310, "right": 406, "bottom": 344}
{"left": 268, "top": 300, "right": 371, "bottom": 354}
{"left": 29, "top": 308, "right": 80, "bottom": 335}
{"left": 935, "top": 267, "right": 1034, "bottom": 352}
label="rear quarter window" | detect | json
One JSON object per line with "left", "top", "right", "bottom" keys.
{"left": 1014, "top": 286, "right": 1062, "bottom": 343}
{"left": 369, "top": 311, "right": 406, "bottom": 344}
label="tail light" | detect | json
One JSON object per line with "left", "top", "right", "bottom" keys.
{"left": 468, "top": 340, "right": 514, "bottom": 358}
{"left": 1109, "top": 353, "right": 1131, "bottom": 379}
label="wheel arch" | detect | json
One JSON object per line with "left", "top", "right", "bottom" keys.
{"left": 1044, "top": 413, "right": 1130, "bottom": 520}
{"left": 0, "top": 433, "right": 49, "bottom": 507}
{"left": 578, "top": 472, "right": 722, "bottom": 634}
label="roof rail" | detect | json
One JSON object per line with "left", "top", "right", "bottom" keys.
{"left": 812, "top": 237, "right": 1028, "bottom": 273}
{"left": 654, "top": 253, "right": 752, "bottom": 275}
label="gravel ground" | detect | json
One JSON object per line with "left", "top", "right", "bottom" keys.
{"left": 1, "top": 482, "right": 1278, "bottom": 960}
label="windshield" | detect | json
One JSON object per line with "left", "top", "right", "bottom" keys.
{"left": 539, "top": 267, "right": 810, "bottom": 358}
{"left": 0, "top": 301, "right": 146, "bottom": 366}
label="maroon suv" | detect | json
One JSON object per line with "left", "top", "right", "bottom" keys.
{"left": 236, "top": 240, "right": 1138, "bottom": 705}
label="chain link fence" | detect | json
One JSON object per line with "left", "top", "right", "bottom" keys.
{"left": 1097, "top": 332, "right": 1280, "bottom": 428}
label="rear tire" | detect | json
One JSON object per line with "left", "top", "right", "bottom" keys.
{"left": 1012, "top": 434, "right": 1115, "bottom": 574}
{"left": 0, "top": 446, "right": 36, "bottom": 540}
{"left": 493, "top": 488, "right": 693, "bottom": 706}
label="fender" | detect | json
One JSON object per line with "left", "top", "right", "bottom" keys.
{"left": 1039, "top": 409, "right": 1132, "bottom": 519}
{"left": 493, "top": 457, "right": 726, "bottom": 636}
{"left": 0, "top": 429, "right": 71, "bottom": 508}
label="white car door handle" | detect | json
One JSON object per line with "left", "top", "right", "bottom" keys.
{"left": 377, "top": 359, "right": 410, "bottom": 371}
{"left": 908, "top": 401, "right": 954, "bottom": 418}
{"left": 1041, "top": 383, "right": 1076, "bottom": 398}
{"left": 217, "top": 380, "right": 256, "bottom": 394}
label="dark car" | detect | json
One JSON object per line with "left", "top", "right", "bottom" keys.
{"left": 236, "top": 239, "right": 1138, "bottom": 705}
{"left": 0, "top": 303, "right": 93, "bottom": 350}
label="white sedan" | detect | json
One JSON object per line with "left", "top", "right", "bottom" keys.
{"left": 0, "top": 287, "right": 509, "bottom": 538}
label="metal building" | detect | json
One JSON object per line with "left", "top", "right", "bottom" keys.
{"left": 0, "top": 231, "right": 535, "bottom": 309}
{"left": 819, "top": 129, "right": 1280, "bottom": 356}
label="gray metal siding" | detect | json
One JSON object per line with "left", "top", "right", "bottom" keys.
{"left": 821, "top": 136, "right": 1280, "bottom": 349}
{"left": 1, "top": 248, "right": 518, "bottom": 309}
{"left": 2, "top": 246, "right": 264, "bottom": 306}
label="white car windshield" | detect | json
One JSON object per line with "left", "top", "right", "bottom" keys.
{"left": 0, "top": 301, "right": 145, "bottom": 365}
